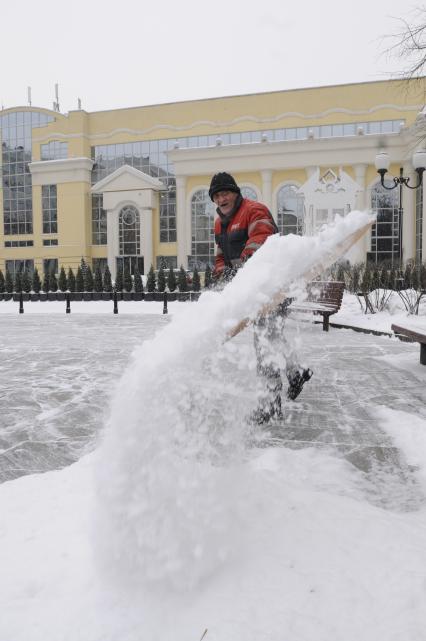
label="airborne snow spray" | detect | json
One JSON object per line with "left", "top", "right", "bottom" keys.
{"left": 94, "top": 211, "right": 374, "bottom": 590}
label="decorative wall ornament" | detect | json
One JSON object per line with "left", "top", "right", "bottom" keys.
{"left": 298, "top": 168, "right": 361, "bottom": 235}
{"left": 32, "top": 104, "right": 420, "bottom": 144}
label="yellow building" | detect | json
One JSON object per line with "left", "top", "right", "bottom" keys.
{"left": 1, "top": 78, "right": 425, "bottom": 282}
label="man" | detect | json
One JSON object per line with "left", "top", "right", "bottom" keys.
{"left": 210, "top": 171, "right": 312, "bottom": 424}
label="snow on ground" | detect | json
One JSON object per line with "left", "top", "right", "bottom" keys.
{"left": 334, "top": 290, "right": 426, "bottom": 334}
{"left": 2, "top": 445, "right": 426, "bottom": 641}
{"left": 1, "top": 213, "right": 426, "bottom": 640}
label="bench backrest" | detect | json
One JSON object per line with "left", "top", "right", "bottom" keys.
{"left": 306, "top": 280, "right": 345, "bottom": 310}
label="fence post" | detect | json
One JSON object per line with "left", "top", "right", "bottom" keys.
{"left": 163, "top": 290, "right": 168, "bottom": 314}
{"left": 113, "top": 288, "right": 118, "bottom": 314}
{"left": 66, "top": 292, "right": 71, "bottom": 314}
{"left": 19, "top": 291, "right": 24, "bottom": 314}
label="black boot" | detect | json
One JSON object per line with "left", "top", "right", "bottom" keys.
{"left": 287, "top": 368, "right": 313, "bottom": 401}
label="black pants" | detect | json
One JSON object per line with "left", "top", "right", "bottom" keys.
{"left": 253, "top": 301, "right": 299, "bottom": 415}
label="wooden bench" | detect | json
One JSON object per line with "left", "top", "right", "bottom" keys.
{"left": 289, "top": 280, "right": 345, "bottom": 332}
{"left": 391, "top": 323, "right": 426, "bottom": 365}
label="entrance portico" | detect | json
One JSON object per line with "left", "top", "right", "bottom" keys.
{"left": 91, "top": 165, "right": 166, "bottom": 279}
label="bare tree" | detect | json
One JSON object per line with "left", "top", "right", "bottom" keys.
{"left": 384, "top": 7, "right": 426, "bottom": 79}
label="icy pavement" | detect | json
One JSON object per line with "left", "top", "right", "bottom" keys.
{"left": 0, "top": 314, "right": 170, "bottom": 482}
{"left": 249, "top": 320, "right": 426, "bottom": 512}
{"left": 1, "top": 311, "right": 425, "bottom": 514}
{"left": 1, "top": 312, "right": 426, "bottom": 641}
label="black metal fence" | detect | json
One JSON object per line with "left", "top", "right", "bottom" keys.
{"left": 0, "top": 290, "right": 201, "bottom": 302}
{"left": 3, "top": 290, "right": 201, "bottom": 315}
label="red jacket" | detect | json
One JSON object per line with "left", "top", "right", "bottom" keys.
{"left": 214, "top": 198, "right": 278, "bottom": 275}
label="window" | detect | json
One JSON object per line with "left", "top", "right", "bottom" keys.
{"left": 4, "top": 239, "right": 33, "bottom": 247}
{"left": 42, "top": 185, "right": 57, "bottom": 233}
{"left": 277, "top": 185, "right": 304, "bottom": 235}
{"left": 92, "top": 258, "right": 108, "bottom": 274}
{"left": 5, "top": 259, "right": 34, "bottom": 277}
{"left": 369, "top": 181, "right": 400, "bottom": 263}
{"left": 1, "top": 110, "right": 53, "bottom": 236}
{"left": 189, "top": 189, "right": 216, "bottom": 269}
{"left": 156, "top": 256, "right": 177, "bottom": 269}
{"left": 40, "top": 141, "right": 68, "bottom": 161}
{"left": 119, "top": 205, "right": 140, "bottom": 256}
{"left": 241, "top": 186, "right": 258, "bottom": 201}
{"left": 367, "top": 122, "right": 381, "bottom": 134}
{"left": 159, "top": 182, "right": 177, "bottom": 243}
{"left": 92, "top": 146, "right": 174, "bottom": 245}
{"left": 315, "top": 208, "right": 329, "bottom": 230}
{"left": 92, "top": 194, "right": 107, "bottom": 245}
{"left": 43, "top": 238, "right": 58, "bottom": 246}
{"left": 116, "top": 256, "right": 144, "bottom": 275}
{"left": 43, "top": 258, "right": 58, "bottom": 274}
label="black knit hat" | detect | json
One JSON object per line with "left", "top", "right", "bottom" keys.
{"left": 208, "top": 172, "right": 241, "bottom": 200}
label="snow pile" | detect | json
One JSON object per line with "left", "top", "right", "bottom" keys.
{"left": 3, "top": 438, "right": 426, "bottom": 641}
{"left": 377, "top": 407, "right": 426, "bottom": 489}
{"left": 95, "top": 211, "right": 375, "bottom": 589}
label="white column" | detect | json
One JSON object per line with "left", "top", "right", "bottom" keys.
{"left": 141, "top": 208, "right": 153, "bottom": 272}
{"left": 261, "top": 170, "right": 273, "bottom": 213}
{"left": 106, "top": 209, "right": 119, "bottom": 281}
{"left": 402, "top": 163, "right": 416, "bottom": 262}
{"left": 302, "top": 167, "right": 318, "bottom": 235}
{"left": 351, "top": 163, "right": 368, "bottom": 263}
{"left": 305, "top": 166, "right": 318, "bottom": 179}
{"left": 354, "top": 164, "right": 367, "bottom": 210}
{"left": 176, "top": 175, "right": 188, "bottom": 268}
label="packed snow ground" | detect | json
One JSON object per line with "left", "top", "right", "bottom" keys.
{"left": 1, "top": 213, "right": 426, "bottom": 641}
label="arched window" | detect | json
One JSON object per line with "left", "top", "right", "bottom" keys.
{"left": 117, "top": 205, "right": 143, "bottom": 274}
{"left": 241, "top": 186, "right": 258, "bottom": 201}
{"left": 190, "top": 189, "right": 216, "bottom": 269}
{"left": 277, "top": 184, "right": 304, "bottom": 235}
{"left": 370, "top": 182, "right": 399, "bottom": 263}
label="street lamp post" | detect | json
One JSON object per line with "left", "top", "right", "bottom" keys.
{"left": 374, "top": 150, "right": 426, "bottom": 261}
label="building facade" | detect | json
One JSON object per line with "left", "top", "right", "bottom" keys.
{"left": 1, "top": 78, "right": 426, "bottom": 280}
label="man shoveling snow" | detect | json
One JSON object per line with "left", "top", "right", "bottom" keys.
{"left": 209, "top": 171, "right": 313, "bottom": 424}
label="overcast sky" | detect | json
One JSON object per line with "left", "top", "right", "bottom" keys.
{"left": 0, "top": 0, "right": 422, "bottom": 114}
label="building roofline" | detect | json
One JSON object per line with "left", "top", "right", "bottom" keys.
{"left": 85, "top": 77, "right": 426, "bottom": 116}
{"left": 0, "top": 105, "right": 63, "bottom": 117}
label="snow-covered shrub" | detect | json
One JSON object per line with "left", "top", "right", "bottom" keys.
{"left": 58, "top": 266, "right": 67, "bottom": 292}
{"left": 5, "top": 269, "right": 13, "bottom": 294}
{"left": 177, "top": 265, "right": 188, "bottom": 292}
{"left": 13, "top": 270, "right": 22, "bottom": 293}
{"left": 84, "top": 264, "right": 94, "bottom": 292}
{"left": 21, "top": 269, "right": 31, "bottom": 293}
{"left": 167, "top": 266, "right": 177, "bottom": 292}
{"left": 133, "top": 265, "right": 143, "bottom": 293}
{"left": 192, "top": 266, "right": 201, "bottom": 291}
{"left": 204, "top": 264, "right": 212, "bottom": 289}
{"left": 355, "top": 261, "right": 394, "bottom": 314}
{"left": 157, "top": 265, "right": 166, "bottom": 292}
{"left": 49, "top": 269, "right": 58, "bottom": 292}
{"left": 67, "top": 267, "right": 76, "bottom": 292}
{"left": 103, "top": 265, "right": 112, "bottom": 292}
{"left": 397, "top": 261, "right": 426, "bottom": 315}
{"left": 93, "top": 265, "right": 103, "bottom": 293}
{"left": 32, "top": 268, "right": 41, "bottom": 294}
{"left": 75, "top": 266, "right": 84, "bottom": 292}
{"left": 123, "top": 263, "right": 132, "bottom": 293}
{"left": 146, "top": 264, "right": 156, "bottom": 292}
